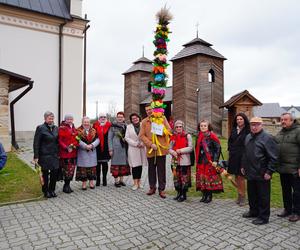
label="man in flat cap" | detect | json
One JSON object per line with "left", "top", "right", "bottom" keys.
{"left": 241, "top": 117, "right": 278, "bottom": 225}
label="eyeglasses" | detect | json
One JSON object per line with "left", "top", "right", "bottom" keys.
{"left": 175, "top": 126, "right": 183, "bottom": 128}
{"left": 99, "top": 116, "right": 106, "bottom": 118}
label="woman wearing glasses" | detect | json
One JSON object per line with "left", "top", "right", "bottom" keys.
{"left": 169, "top": 120, "right": 193, "bottom": 202}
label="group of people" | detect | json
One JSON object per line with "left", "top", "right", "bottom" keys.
{"left": 227, "top": 113, "right": 300, "bottom": 225}
{"left": 32, "top": 106, "right": 300, "bottom": 225}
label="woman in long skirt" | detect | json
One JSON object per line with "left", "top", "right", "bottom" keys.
{"left": 195, "top": 120, "right": 223, "bottom": 203}
{"left": 169, "top": 120, "right": 193, "bottom": 202}
{"left": 108, "top": 111, "right": 130, "bottom": 187}
{"left": 76, "top": 117, "right": 99, "bottom": 190}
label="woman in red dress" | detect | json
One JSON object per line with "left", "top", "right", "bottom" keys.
{"left": 195, "top": 120, "right": 223, "bottom": 203}
{"left": 58, "top": 114, "right": 79, "bottom": 193}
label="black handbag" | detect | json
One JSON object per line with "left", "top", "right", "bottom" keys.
{"left": 218, "top": 151, "right": 228, "bottom": 170}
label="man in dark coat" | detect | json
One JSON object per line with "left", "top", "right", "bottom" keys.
{"left": 241, "top": 117, "right": 278, "bottom": 225}
{"left": 275, "top": 113, "right": 300, "bottom": 222}
{"left": 33, "top": 111, "right": 59, "bottom": 198}
{"left": 0, "top": 142, "right": 7, "bottom": 170}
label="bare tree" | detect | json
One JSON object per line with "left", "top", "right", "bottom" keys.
{"left": 107, "top": 100, "right": 117, "bottom": 122}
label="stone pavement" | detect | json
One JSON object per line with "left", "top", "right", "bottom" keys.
{"left": 0, "top": 141, "right": 299, "bottom": 249}
{"left": 1, "top": 182, "right": 300, "bottom": 250}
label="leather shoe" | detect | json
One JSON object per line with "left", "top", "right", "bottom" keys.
{"left": 44, "top": 192, "right": 52, "bottom": 198}
{"left": 159, "top": 191, "right": 166, "bottom": 199}
{"left": 242, "top": 211, "right": 258, "bottom": 218}
{"left": 289, "top": 214, "right": 300, "bottom": 222}
{"left": 120, "top": 181, "right": 126, "bottom": 186}
{"left": 50, "top": 191, "right": 57, "bottom": 198}
{"left": 147, "top": 188, "right": 156, "bottom": 195}
{"left": 252, "top": 218, "right": 268, "bottom": 225}
{"left": 277, "top": 210, "right": 291, "bottom": 218}
{"left": 114, "top": 182, "right": 121, "bottom": 188}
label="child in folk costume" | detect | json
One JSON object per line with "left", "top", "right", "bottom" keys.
{"left": 169, "top": 120, "right": 193, "bottom": 202}
{"left": 196, "top": 120, "right": 223, "bottom": 203}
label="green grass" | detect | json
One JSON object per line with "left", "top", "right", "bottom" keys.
{"left": 0, "top": 153, "right": 43, "bottom": 205}
{"left": 169, "top": 137, "right": 283, "bottom": 208}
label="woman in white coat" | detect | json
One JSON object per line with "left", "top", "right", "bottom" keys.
{"left": 125, "top": 113, "right": 147, "bottom": 190}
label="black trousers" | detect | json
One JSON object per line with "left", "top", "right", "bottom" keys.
{"left": 132, "top": 166, "right": 142, "bottom": 179}
{"left": 148, "top": 156, "right": 166, "bottom": 192}
{"left": 280, "top": 173, "right": 300, "bottom": 215}
{"left": 42, "top": 169, "right": 59, "bottom": 193}
{"left": 247, "top": 180, "right": 271, "bottom": 222}
{"left": 96, "top": 162, "right": 108, "bottom": 183}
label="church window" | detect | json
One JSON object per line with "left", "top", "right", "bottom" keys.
{"left": 208, "top": 69, "right": 215, "bottom": 83}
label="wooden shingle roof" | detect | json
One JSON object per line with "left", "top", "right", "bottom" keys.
{"left": 123, "top": 57, "right": 152, "bottom": 75}
{"left": 0, "top": 68, "right": 33, "bottom": 92}
{"left": 171, "top": 37, "right": 226, "bottom": 61}
{"left": 220, "top": 90, "right": 262, "bottom": 108}
{"left": 0, "top": 0, "right": 72, "bottom": 20}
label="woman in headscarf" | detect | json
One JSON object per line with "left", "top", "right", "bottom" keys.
{"left": 125, "top": 113, "right": 147, "bottom": 190}
{"left": 33, "top": 111, "right": 59, "bottom": 198}
{"left": 108, "top": 111, "right": 129, "bottom": 187}
{"left": 93, "top": 113, "right": 111, "bottom": 186}
{"left": 76, "top": 117, "right": 99, "bottom": 190}
{"left": 169, "top": 120, "right": 193, "bottom": 202}
{"left": 228, "top": 113, "right": 250, "bottom": 206}
{"left": 195, "top": 119, "right": 223, "bottom": 203}
{"left": 58, "top": 114, "right": 78, "bottom": 193}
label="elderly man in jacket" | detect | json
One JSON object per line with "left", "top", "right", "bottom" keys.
{"left": 241, "top": 117, "right": 278, "bottom": 225}
{"left": 139, "top": 104, "right": 171, "bottom": 198}
{"left": 275, "top": 113, "right": 300, "bottom": 222}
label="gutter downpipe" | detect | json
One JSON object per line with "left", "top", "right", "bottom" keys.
{"left": 10, "top": 81, "right": 34, "bottom": 149}
{"left": 58, "top": 20, "right": 68, "bottom": 124}
{"left": 82, "top": 14, "right": 90, "bottom": 116}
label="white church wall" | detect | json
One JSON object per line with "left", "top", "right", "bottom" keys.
{"left": 0, "top": 23, "right": 59, "bottom": 132}
{"left": 62, "top": 35, "right": 83, "bottom": 127}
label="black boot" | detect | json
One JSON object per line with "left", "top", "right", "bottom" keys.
{"left": 102, "top": 163, "right": 108, "bottom": 186}
{"left": 96, "top": 164, "right": 101, "bottom": 186}
{"left": 63, "top": 183, "right": 68, "bottom": 193}
{"left": 200, "top": 191, "right": 208, "bottom": 202}
{"left": 68, "top": 182, "right": 73, "bottom": 193}
{"left": 204, "top": 191, "right": 212, "bottom": 203}
{"left": 178, "top": 189, "right": 187, "bottom": 202}
{"left": 173, "top": 189, "right": 181, "bottom": 200}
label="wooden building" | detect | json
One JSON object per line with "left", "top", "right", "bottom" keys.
{"left": 171, "top": 37, "right": 226, "bottom": 134}
{"left": 123, "top": 57, "right": 152, "bottom": 120}
{"left": 220, "top": 90, "right": 262, "bottom": 137}
{"left": 123, "top": 36, "right": 226, "bottom": 134}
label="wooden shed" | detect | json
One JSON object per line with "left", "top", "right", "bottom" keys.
{"left": 220, "top": 90, "right": 262, "bottom": 137}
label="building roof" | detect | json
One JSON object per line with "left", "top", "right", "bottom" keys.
{"left": 0, "top": 68, "right": 33, "bottom": 91}
{"left": 253, "top": 103, "right": 286, "bottom": 118}
{"left": 281, "top": 106, "right": 300, "bottom": 112}
{"left": 0, "top": 0, "right": 72, "bottom": 20}
{"left": 140, "top": 86, "right": 172, "bottom": 104}
{"left": 171, "top": 37, "right": 226, "bottom": 61}
{"left": 220, "top": 90, "right": 262, "bottom": 108}
{"left": 123, "top": 57, "right": 153, "bottom": 75}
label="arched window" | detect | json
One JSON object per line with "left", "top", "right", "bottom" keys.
{"left": 208, "top": 69, "right": 215, "bottom": 83}
{"left": 148, "top": 82, "right": 152, "bottom": 92}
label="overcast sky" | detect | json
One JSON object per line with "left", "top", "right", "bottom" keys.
{"left": 83, "top": 0, "right": 300, "bottom": 118}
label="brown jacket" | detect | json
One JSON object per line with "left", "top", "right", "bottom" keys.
{"left": 139, "top": 116, "right": 171, "bottom": 158}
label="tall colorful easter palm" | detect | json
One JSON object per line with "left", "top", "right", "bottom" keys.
{"left": 148, "top": 6, "right": 172, "bottom": 156}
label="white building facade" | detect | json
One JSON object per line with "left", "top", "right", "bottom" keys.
{"left": 0, "top": 0, "right": 87, "bottom": 146}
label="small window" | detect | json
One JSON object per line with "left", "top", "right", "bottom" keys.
{"left": 148, "top": 82, "right": 152, "bottom": 92}
{"left": 208, "top": 69, "right": 215, "bottom": 83}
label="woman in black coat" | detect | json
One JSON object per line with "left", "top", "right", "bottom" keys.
{"left": 33, "top": 111, "right": 59, "bottom": 198}
{"left": 228, "top": 113, "right": 250, "bottom": 206}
